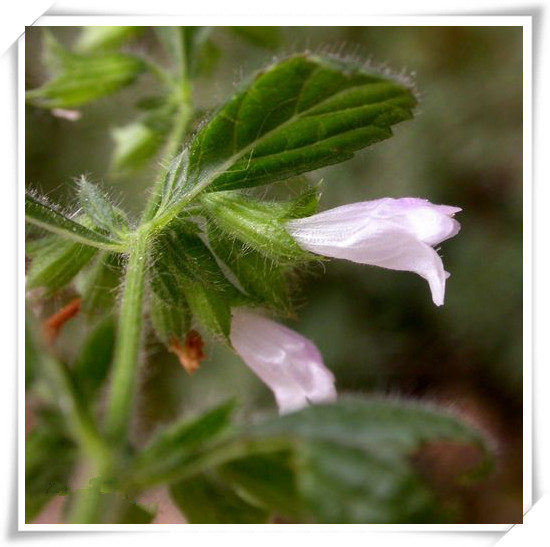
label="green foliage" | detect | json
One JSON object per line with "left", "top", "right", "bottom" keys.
{"left": 25, "top": 427, "right": 77, "bottom": 522}
{"left": 149, "top": 290, "right": 191, "bottom": 344}
{"left": 26, "top": 235, "right": 98, "bottom": 293}
{"left": 170, "top": 473, "right": 269, "bottom": 523}
{"left": 131, "top": 401, "right": 236, "bottom": 487}
{"left": 76, "top": 26, "right": 144, "bottom": 53}
{"left": 73, "top": 316, "right": 116, "bottom": 402}
{"left": 182, "top": 54, "right": 415, "bottom": 195}
{"left": 24, "top": 26, "right": 502, "bottom": 525}
{"left": 129, "top": 398, "right": 490, "bottom": 523}
{"left": 26, "top": 32, "right": 145, "bottom": 108}
{"left": 149, "top": 224, "right": 246, "bottom": 341}
{"left": 25, "top": 193, "right": 122, "bottom": 250}
{"left": 77, "top": 177, "right": 129, "bottom": 236}
{"left": 78, "top": 252, "right": 122, "bottom": 317}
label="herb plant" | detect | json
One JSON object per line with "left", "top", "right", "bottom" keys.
{"left": 25, "top": 26, "right": 492, "bottom": 524}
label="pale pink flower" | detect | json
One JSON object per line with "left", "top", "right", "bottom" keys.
{"left": 51, "top": 108, "right": 82, "bottom": 121}
{"left": 287, "top": 198, "right": 461, "bottom": 306}
{"left": 230, "top": 308, "right": 336, "bottom": 413}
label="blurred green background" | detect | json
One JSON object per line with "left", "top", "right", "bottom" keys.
{"left": 26, "top": 26, "right": 523, "bottom": 523}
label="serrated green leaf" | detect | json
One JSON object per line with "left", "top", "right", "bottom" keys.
{"left": 247, "top": 398, "right": 490, "bottom": 455}
{"left": 26, "top": 235, "right": 98, "bottom": 293}
{"left": 183, "top": 54, "right": 416, "bottom": 195}
{"left": 131, "top": 402, "right": 236, "bottom": 487}
{"left": 25, "top": 193, "right": 123, "bottom": 251}
{"left": 26, "top": 32, "right": 145, "bottom": 108}
{"left": 26, "top": 427, "right": 76, "bottom": 522}
{"left": 170, "top": 472, "right": 269, "bottom": 523}
{"left": 229, "top": 26, "right": 282, "bottom": 50}
{"left": 139, "top": 398, "right": 491, "bottom": 523}
{"left": 77, "top": 177, "right": 129, "bottom": 235}
{"left": 76, "top": 26, "right": 144, "bottom": 53}
{"left": 73, "top": 316, "right": 115, "bottom": 401}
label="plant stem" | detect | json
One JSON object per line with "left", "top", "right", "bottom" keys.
{"left": 104, "top": 229, "right": 149, "bottom": 444}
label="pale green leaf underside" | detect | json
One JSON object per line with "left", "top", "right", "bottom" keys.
{"left": 184, "top": 54, "right": 416, "bottom": 196}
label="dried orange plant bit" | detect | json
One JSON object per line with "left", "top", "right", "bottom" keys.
{"left": 169, "top": 330, "right": 206, "bottom": 375}
{"left": 42, "top": 297, "right": 82, "bottom": 343}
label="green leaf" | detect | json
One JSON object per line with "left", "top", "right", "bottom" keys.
{"left": 170, "top": 472, "right": 269, "bottom": 523}
{"left": 149, "top": 289, "right": 191, "bottom": 344}
{"left": 247, "top": 398, "right": 490, "bottom": 454}
{"left": 149, "top": 224, "right": 246, "bottom": 340}
{"left": 229, "top": 27, "right": 282, "bottom": 50}
{"left": 110, "top": 101, "right": 176, "bottom": 176}
{"left": 25, "top": 193, "right": 123, "bottom": 251}
{"left": 26, "top": 235, "right": 98, "bottom": 293}
{"left": 296, "top": 440, "right": 440, "bottom": 523}
{"left": 111, "top": 120, "right": 167, "bottom": 175}
{"left": 130, "top": 402, "right": 236, "bottom": 487}
{"left": 26, "top": 32, "right": 145, "bottom": 108}
{"left": 184, "top": 54, "right": 416, "bottom": 195}
{"left": 76, "top": 26, "right": 144, "bottom": 53}
{"left": 73, "top": 316, "right": 116, "bottom": 401}
{"left": 150, "top": 398, "right": 491, "bottom": 523}
{"left": 218, "top": 451, "right": 301, "bottom": 518}
{"left": 77, "top": 177, "right": 129, "bottom": 235}
{"left": 25, "top": 427, "right": 76, "bottom": 522}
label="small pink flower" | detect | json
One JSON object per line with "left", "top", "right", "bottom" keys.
{"left": 230, "top": 308, "right": 336, "bottom": 413}
{"left": 51, "top": 108, "right": 82, "bottom": 121}
{"left": 287, "top": 198, "right": 461, "bottom": 306}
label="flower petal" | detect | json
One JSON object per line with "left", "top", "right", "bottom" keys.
{"left": 287, "top": 197, "right": 460, "bottom": 306}
{"left": 230, "top": 308, "right": 336, "bottom": 413}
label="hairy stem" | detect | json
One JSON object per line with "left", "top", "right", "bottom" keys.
{"left": 104, "top": 229, "right": 149, "bottom": 443}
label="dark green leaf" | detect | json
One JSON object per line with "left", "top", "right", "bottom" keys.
{"left": 77, "top": 177, "right": 129, "bottom": 235}
{"left": 170, "top": 472, "right": 269, "bottom": 523}
{"left": 26, "top": 32, "right": 145, "bottom": 108}
{"left": 25, "top": 427, "right": 76, "bottom": 522}
{"left": 26, "top": 235, "right": 98, "bottom": 293}
{"left": 131, "top": 402, "right": 236, "bottom": 487}
{"left": 73, "top": 315, "right": 116, "bottom": 401}
{"left": 296, "top": 440, "right": 440, "bottom": 523}
{"left": 76, "top": 26, "right": 144, "bottom": 53}
{"left": 229, "top": 27, "right": 282, "bottom": 50}
{"left": 184, "top": 54, "right": 416, "bottom": 194}
{"left": 219, "top": 451, "right": 301, "bottom": 518}
{"left": 25, "top": 193, "right": 122, "bottom": 250}
{"left": 149, "top": 224, "right": 246, "bottom": 340}
{"left": 247, "top": 398, "right": 490, "bottom": 456}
